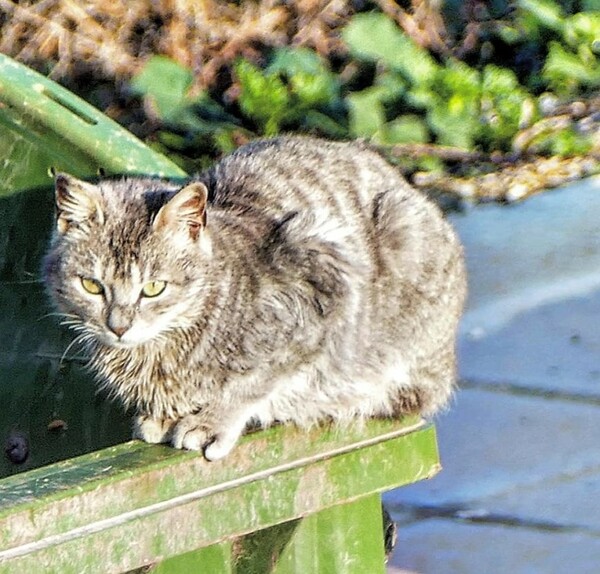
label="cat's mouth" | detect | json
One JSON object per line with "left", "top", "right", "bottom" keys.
{"left": 98, "top": 329, "right": 147, "bottom": 350}
{"left": 107, "top": 338, "right": 140, "bottom": 350}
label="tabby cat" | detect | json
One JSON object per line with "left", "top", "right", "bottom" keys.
{"left": 44, "top": 136, "right": 466, "bottom": 461}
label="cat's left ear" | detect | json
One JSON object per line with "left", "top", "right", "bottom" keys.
{"left": 153, "top": 182, "right": 208, "bottom": 241}
{"left": 54, "top": 173, "right": 105, "bottom": 235}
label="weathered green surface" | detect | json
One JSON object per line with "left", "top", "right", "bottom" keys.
{"left": 0, "top": 418, "right": 439, "bottom": 573}
{"left": 0, "top": 54, "right": 186, "bottom": 192}
{"left": 149, "top": 541, "right": 232, "bottom": 574}
{"left": 148, "top": 495, "right": 385, "bottom": 574}
{"left": 0, "top": 55, "right": 186, "bottom": 477}
{"left": 268, "top": 495, "right": 386, "bottom": 574}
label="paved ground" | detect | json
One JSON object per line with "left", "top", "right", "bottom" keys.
{"left": 385, "top": 176, "right": 600, "bottom": 574}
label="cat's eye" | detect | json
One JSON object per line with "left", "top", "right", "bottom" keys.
{"left": 141, "top": 280, "right": 167, "bottom": 298}
{"left": 81, "top": 277, "right": 104, "bottom": 295}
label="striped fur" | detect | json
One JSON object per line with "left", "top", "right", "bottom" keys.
{"left": 43, "top": 136, "right": 466, "bottom": 460}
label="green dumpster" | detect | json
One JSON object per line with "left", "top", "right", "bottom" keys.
{"left": 0, "top": 55, "right": 441, "bottom": 573}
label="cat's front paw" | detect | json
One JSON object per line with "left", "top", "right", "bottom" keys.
{"left": 171, "top": 414, "right": 212, "bottom": 451}
{"left": 133, "top": 415, "right": 176, "bottom": 444}
{"left": 170, "top": 413, "right": 241, "bottom": 461}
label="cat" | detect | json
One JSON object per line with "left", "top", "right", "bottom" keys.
{"left": 43, "top": 136, "right": 466, "bottom": 461}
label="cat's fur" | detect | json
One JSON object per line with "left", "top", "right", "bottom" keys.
{"left": 44, "top": 136, "right": 466, "bottom": 460}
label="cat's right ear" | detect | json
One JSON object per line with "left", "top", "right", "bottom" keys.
{"left": 54, "top": 174, "right": 105, "bottom": 235}
{"left": 153, "top": 182, "right": 208, "bottom": 242}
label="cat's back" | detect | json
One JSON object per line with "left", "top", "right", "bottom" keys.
{"left": 199, "top": 136, "right": 411, "bottom": 220}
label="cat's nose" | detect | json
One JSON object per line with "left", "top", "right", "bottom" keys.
{"left": 107, "top": 307, "right": 131, "bottom": 339}
{"left": 109, "top": 325, "right": 128, "bottom": 338}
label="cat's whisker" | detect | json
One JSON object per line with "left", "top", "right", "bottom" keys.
{"left": 62, "top": 321, "right": 86, "bottom": 331}
{"left": 38, "top": 311, "right": 80, "bottom": 322}
{"left": 60, "top": 318, "right": 82, "bottom": 326}
{"left": 59, "top": 334, "right": 89, "bottom": 366}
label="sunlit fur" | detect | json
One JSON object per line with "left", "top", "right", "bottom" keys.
{"left": 43, "top": 136, "right": 466, "bottom": 460}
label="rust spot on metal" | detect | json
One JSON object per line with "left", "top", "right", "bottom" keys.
{"left": 47, "top": 419, "right": 68, "bottom": 432}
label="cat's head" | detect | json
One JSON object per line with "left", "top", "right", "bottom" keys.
{"left": 43, "top": 174, "right": 212, "bottom": 349}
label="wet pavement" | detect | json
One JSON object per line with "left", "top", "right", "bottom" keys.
{"left": 385, "top": 176, "right": 600, "bottom": 574}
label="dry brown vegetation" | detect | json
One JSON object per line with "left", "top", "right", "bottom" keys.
{"left": 0, "top": 0, "right": 355, "bottom": 88}
{"left": 0, "top": 0, "right": 488, "bottom": 89}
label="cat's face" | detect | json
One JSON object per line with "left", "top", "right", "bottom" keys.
{"left": 44, "top": 175, "right": 212, "bottom": 349}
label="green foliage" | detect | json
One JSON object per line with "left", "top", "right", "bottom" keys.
{"left": 343, "top": 13, "right": 438, "bottom": 85}
{"left": 235, "top": 59, "right": 290, "bottom": 136}
{"left": 346, "top": 71, "right": 407, "bottom": 142}
{"left": 128, "top": 6, "right": 597, "bottom": 168}
{"left": 503, "top": 1, "right": 600, "bottom": 95}
{"left": 518, "top": 0, "right": 565, "bottom": 33}
{"left": 480, "top": 66, "right": 535, "bottom": 149}
{"left": 268, "top": 47, "right": 339, "bottom": 108}
{"left": 544, "top": 41, "right": 600, "bottom": 93}
{"left": 131, "top": 56, "right": 246, "bottom": 169}
{"left": 381, "top": 116, "right": 429, "bottom": 145}
{"left": 346, "top": 86, "right": 388, "bottom": 138}
{"left": 130, "top": 56, "right": 194, "bottom": 121}
{"left": 343, "top": 17, "right": 535, "bottom": 151}
{"left": 235, "top": 47, "right": 341, "bottom": 136}
{"left": 527, "top": 125, "right": 593, "bottom": 156}
{"left": 426, "top": 61, "right": 482, "bottom": 148}
{"left": 541, "top": 11, "right": 600, "bottom": 94}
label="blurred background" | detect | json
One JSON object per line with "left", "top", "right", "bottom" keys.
{"left": 1, "top": 2, "right": 599, "bottom": 572}
{"left": 1, "top": 0, "right": 598, "bottom": 198}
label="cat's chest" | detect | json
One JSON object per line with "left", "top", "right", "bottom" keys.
{"left": 91, "top": 346, "right": 214, "bottom": 415}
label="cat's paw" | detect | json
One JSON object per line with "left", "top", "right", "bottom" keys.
{"left": 170, "top": 413, "right": 242, "bottom": 460}
{"left": 171, "top": 414, "right": 214, "bottom": 452}
{"left": 133, "top": 415, "right": 176, "bottom": 444}
{"left": 203, "top": 434, "right": 239, "bottom": 461}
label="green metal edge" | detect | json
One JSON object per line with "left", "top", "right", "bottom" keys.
{"left": 0, "top": 417, "right": 428, "bottom": 516}
{"left": 0, "top": 54, "right": 186, "bottom": 179}
{"left": 152, "top": 496, "right": 387, "bottom": 573}
{"left": 0, "top": 420, "right": 439, "bottom": 573}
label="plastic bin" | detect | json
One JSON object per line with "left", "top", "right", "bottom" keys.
{"left": 0, "top": 54, "right": 185, "bottom": 476}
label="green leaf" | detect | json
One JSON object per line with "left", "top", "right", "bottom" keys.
{"left": 531, "top": 127, "right": 593, "bottom": 156}
{"left": 268, "top": 48, "right": 339, "bottom": 107}
{"left": 440, "top": 60, "right": 481, "bottom": 100}
{"left": 420, "top": 61, "right": 481, "bottom": 149}
{"left": 480, "top": 65, "right": 534, "bottom": 149}
{"left": 375, "top": 115, "right": 429, "bottom": 145}
{"left": 582, "top": 0, "right": 600, "bottom": 10}
{"left": 406, "top": 85, "right": 437, "bottom": 109}
{"left": 543, "top": 41, "right": 600, "bottom": 93}
{"left": 342, "top": 13, "right": 438, "bottom": 86}
{"left": 427, "top": 96, "right": 479, "bottom": 149}
{"left": 235, "top": 59, "right": 290, "bottom": 136}
{"left": 130, "top": 56, "right": 194, "bottom": 121}
{"left": 564, "top": 12, "right": 600, "bottom": 48}
{"left": 376, "top": 71, "right": 408, "bottom": 100}
{"left": 482, "top": 65, "right": 520, "bottom": 95}
{"left": 302, "top": 110, "right": 348, "bottom": 138}
{"left": 346, "top": 86, "right": 389, "bottom": 138}
{"left": 518, "top": 0, "right": 564, "bottom": 32}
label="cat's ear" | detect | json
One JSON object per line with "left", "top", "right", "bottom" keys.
{"left": 154, "top": 182, "right": 208, "bottom": 241}
{"left": 54, "top": 174, "right": 105, "bottom": 235}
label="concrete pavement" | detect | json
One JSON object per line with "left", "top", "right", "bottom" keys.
{"left": 385, "top": 176, "right": 600, "bottom": 574}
